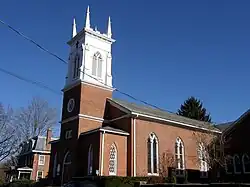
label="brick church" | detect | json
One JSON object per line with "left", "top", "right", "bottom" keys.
{"left": 48, "top": 6, "right": 222, "bottom": 185}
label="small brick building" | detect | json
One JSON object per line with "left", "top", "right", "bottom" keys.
{"left": 48, "top": 6, "right": 222, "bottom": 185}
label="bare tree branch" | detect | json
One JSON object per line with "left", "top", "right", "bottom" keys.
{"left": 15, "top": 96, "right": 57, "bottom": 142}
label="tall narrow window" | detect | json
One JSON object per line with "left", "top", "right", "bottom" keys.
{"left": 147, "top": 133, "right": 159, "bottom": 175}
{"left": 233, "top": 154, "right": 241, "bottom": 174}
{"left": 109, "top": 143, "right": 117, "bottom": 176}
{"left": 198, "top": 143, "right": 208, "bottom": 177}
{"left": 92, "top": 52, "right": 102, "bottom": 78}
{"left": 38, "top": 155, "right": 45, "bottom": 165}
{"left": 175, "top": 137, "right": 185, "bottom": 175}
{"left": 225, "top": 155, "right": 233, "bottom": 174}
{"left": 88, "top": 145, "right": 93, "bottom": 175}
{"left": 242, "top": 154, "right": 250, "bottom": 174}
{"left": 73, "top": 55, "right": 80, "bottom": 79}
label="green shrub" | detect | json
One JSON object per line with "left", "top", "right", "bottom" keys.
{"left": 8, "top": 179, "right": 34, "bottom": 187}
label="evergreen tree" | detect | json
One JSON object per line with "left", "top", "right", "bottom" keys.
{"left": 177, "top": 96, "right": 212, "bottom": 122}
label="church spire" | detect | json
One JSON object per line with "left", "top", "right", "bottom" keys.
{"left": 85, "top": 6, "right": 90, "bottom": 29}
{"left": 107, "top": 16, "right": 112, "bottom": 38}
{"left": 72, "top": 18, "right": 77, "bottom": 38}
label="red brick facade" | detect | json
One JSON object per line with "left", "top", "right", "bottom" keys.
{"left": 49, "top": 81, "right": 221, "bottom": 185}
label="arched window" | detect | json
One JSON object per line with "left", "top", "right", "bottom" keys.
{"left": 73, "top": 55, "right": 80, "bottom": 79}
{"left": 53, "top": 153, "right": 57, "bottom": 178}
{"left": 233, "top": 154, "right": 241, "bottom": 174}
{"left": 92, "top": 52, "right": 102, "bottom": 78}
{"left": 198, "top": 143, "right": 208, "bottom": 177}
{"left": 175, "top": 137, "right": 185, "bottom": 174}
{"left": 64, "top": 151, "right": 71, "bottom": 165}
{"left": 147, "top": 133, "right": 159, "bottom": 175}
{"left": 108, "top": 143, "right": 117, "bottom": 176}
{"left": 242, "top": 154, "right": 250, "bottom": 174}
{"left": 225, "top": 155, "right": 233, "bottom": 174}
{"left": 87, "top": 145, "right": 93, "bottom": 175}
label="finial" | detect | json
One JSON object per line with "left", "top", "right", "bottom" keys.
{"left": 72, "top": 18, "right": 77, "bottom": 38}
{"left": 95, "top": 26, "right": 97, "bottom": 31}
{"left": 85, "top": 6, "right": 90, "bottom": 29}
{"left": 107, "top": 16, "right": 112, "bottom": 38}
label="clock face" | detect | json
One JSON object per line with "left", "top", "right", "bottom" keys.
{"left": 67, "top": 98, "right": 75, "bottom": 113}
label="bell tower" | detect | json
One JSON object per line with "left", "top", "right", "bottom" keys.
{"left": 61, "top": 6, "right": 115, "bottom": 135}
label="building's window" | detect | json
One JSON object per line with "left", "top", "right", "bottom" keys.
{"left": 233, "top": 154, "right": 241, "bottom": 174}
{"left": 92, "top": 52, "right": 102, "bottom": 78}
{"left": 73, "top": 55, "right": 80, "bottom": 79}
{"left": 198, "top": 143, "right": 208, "bottom": 178}
{"left": 38, "top": 155, "right": 45, "bottom": 165}
{"left": 53, "top": 153, "right": 57, "bottom": 178}
{"left": 88, "top": 144, "right": 93, "bottom": 175}
{"left": 108, "top": 143, "right": 117, "bottom": 176}
{"left": 242, "top": 154, "right": 250, "bottom": 174}
{"left": 147, "top": 133, "right": 159, "bottom": 175}
{"left": 175, "top": 137, "right": 185, "bottom": 176}
{"left": 225, "top": 155, "right": 233, "bottom": 174}
{"left": 65, "top": 130, "right": 72, "bottom": 140}
{"left": 36, "top": 171, "right": 43, "bottom": 181}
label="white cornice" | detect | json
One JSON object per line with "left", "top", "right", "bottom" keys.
{"left": 61, "top": 114, "right": 105, "bottom": 124}
{"left": 80, "top": 127, "right": 129, "bottom": 136}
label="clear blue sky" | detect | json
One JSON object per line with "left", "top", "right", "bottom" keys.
{"left": 0, "top": 0, "right": 250, "bottom": 133}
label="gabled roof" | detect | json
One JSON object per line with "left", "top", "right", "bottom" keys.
{"left": 108, "top": 98, "right": 221, "bottom": 133}
{"left": 215, "top": 121, "right": 233, "bottom": 132}
{"left": 80, "top": 125, "right": 129, "bottom": 136}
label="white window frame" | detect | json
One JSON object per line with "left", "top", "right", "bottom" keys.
{"left": 242, "top": 154, "right": 250, "bottom": 174}
{"left": 92, "top": 52, "right": 103, "bottom": 79}
{"left": 198, "top": 143, "right": 209, "bottom": 178}
{"left": 108, "top": 143, "right": 117, "bottom": 176}
{"left": 233, "top": 154, "right": 241, "bottom": 174}
{"left": 36, "top": 170, "right": 43, "bottom": 181}
{"left": 65, "top": 130, "right": 72, "bottom": 140}
{"left": 225, "top": 155, "right": 233, "bottom": 174}
{"left": 72, "top": 54, "right": 80, "bottom": 79}
{"left": 147, "top": 133, "right": 159, "bottom": 176}
{"left": 175, "top": 137, "right": 185, "bottom": 176}
{"left": 87, "top": 144, "right": 93, "bottom": 175}
{"left": 38, "top": 155, "right": 45, "bottom": 166}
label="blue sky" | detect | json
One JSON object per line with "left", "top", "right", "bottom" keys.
{"left": 0, "top": 0, "right": 250, "bottom": 134}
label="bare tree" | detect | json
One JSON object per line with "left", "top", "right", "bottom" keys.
{"left": 0, "top": 103, "right": 16, "bottom": 162}
{"left": 15, "top": 97, "right": 57, "bottom": 141}
{"left": 159, "top": 150, "right": 175, "bottom": 177}
{"left": 192, "top": 128, "right": 226, "bottom": 175}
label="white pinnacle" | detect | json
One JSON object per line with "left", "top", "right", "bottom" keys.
{"left": 107, "top": 16, "right": 112, "bottom": 38}
{"left": 85, "top": 6, "right": 90, "bottom": 29}
{"left": 72, "top": 18, "right": 77, "bottom": 38}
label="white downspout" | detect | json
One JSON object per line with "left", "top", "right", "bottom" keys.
{"left": 101, "top": 131, "right": 105, "bottom": 175}
{"left": 133, "top": 115, "right": 138, "bottom": 176}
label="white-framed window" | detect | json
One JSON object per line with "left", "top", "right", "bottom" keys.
{"left": 36, "top": 171, "right": 43, "bottom": 181}
{"left": 147, "top": 133, "right": 159, "bottom": 175}
{"left": 73, "top": 54, "right": 80, "bottom": 79}
{"left": 175, "top": 137, "right": 185, "bottom": 176}
{"left": 65, "top": 130, "right": 72, "bottom": 140}
{"left": 38, "top": 155, "right": 45, "bottom": 165}
{"left": 233, "top": 154, "right": 241, "bottom": 174}
{"left": 92, "top": 52, "right": 102, "bottom": 78}
{"left": 88, "top": 144, "right": 93, "bottom": 175}
{"left": 198, "top": 143, "right": 208, "bottom": 178}
{"left": 242, "top": 154, "right": 250, "bottom": 174}
{"left": 108, "top": 143, "right": 117, "bottom": 176}
{"left": 225, "top": 155, "right": 233, "bottom": 174}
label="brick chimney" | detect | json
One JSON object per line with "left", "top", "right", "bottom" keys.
{"left": 46, "top": 128, "right": 52, "bottom": 149}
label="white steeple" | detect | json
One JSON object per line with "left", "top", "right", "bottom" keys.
{"left": 72, "top": 18, "right": 77, "bottom": 38}
{"left": 85, "top": 6, "right": 90, "bottom": 29}
{"left": 107, "top": 16, "right": 112, "bottom": 38}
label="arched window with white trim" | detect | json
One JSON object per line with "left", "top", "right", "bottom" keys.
{"left": 233, "top": 154, "right": 241, "bottom": 174}
{"left": 225, "top": 155, "right": 233, "bottom": 174}
{"left": 198, "top": 143, "right": 208, "bottom": 177}
{"left": 108, "top": 143, "right": 117, "bottom": 176}
{"left": 147, "top": 133, "right": 159, "bottom": 175}
{"left": 87, "top": 144, "right": 93, "bottom": 175}
{"left": 175, "top": 137, "right": 185, "bottom": 174}
{"left": 242, "top": 154, "right": 250, "bottom": 174}
{"left": 92, "top": 52, "right": 102, "bottom": 78}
